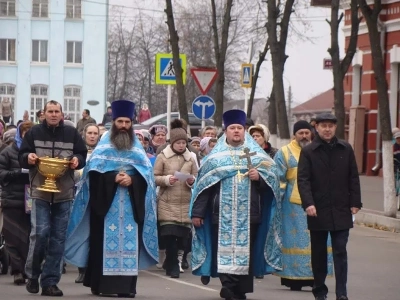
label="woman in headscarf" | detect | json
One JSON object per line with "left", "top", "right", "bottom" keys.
{"left": 199, "top": 137, "right": 217, "bottom": 163}
{"left": 248, "top": 124, "right": 278, "bottom": 159}
{"left": 0, "top": 121, "right": 34, "bottom": 285}
{"left": 74, "top": 123, "right": 100, "bottom": 284}
{"left": 149, "top": 125, "right": 168, "bottom": 154}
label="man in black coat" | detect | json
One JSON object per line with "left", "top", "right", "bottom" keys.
{"left": 297, "top": 113, "right": 362, "bottom": 300}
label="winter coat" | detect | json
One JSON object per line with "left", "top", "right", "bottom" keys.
{"left": 76, "top": 117, "right": 97, "bottom": 135}
{"left": 297, "top": 135, "right": 362, "bottom": 231}
{"left": 18, "top": 120, "right": 87, "bottom": 203}
{"left": 0, "top": 143, "right": 29, "bottom": 208}
{"left": 0, "top": 99, "right": 12, "bottom": 117}
{"left": 154, "top": 145, "right": 198, "bottom": 224}
{"left": 138, "top": 109, "right": 151, "bottom": 123}
{"left": 102, "top": 113, "right": 113, "bottom": 125}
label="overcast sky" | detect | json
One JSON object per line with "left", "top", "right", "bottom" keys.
{"left": 109, "top": 0, "right": 344, "bottom": 107}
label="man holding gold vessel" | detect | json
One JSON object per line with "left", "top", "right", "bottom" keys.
{"left": 18, "top": 100, "right": 87, "bottom": 297}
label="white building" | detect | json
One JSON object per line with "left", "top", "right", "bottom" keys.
{"left": 0, "top": 0, "right": 108, "bottom": 124}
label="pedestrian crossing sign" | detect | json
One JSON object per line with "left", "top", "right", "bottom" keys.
{"left": 155, "top": 53, "right": 187, "bottom": 85}
{"left": 240, "top": 63, "right": 253, "bottom": 88}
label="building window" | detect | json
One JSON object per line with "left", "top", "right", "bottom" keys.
{"left": 66, "top": 41, "right": 82, "bottom": 64}
{"left": 32, "top": 40, "right": 48, "bottom": 63}
{"left": 66, "top": 0, "right": 81, "bottom": 19}
{"left": 0, "top": 39, "right": 16, "bottom": 62}
{"left": 64, "top": 86, "right": 81, "bottom": 123}
{"left": 30, "top": 85, "right": 48, "bottom": 122}
{"left": 0, "top": 0, "right": 16, "bottom": 17}
{"left": 0, "top": 84, "right": 15, "bottom": 121}
{"left": 32, "top": 0, "right": 48, "bottom": 18}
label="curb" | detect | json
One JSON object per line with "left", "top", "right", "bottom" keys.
{"left": 355, "top": 209, "right": 400, "bottom": 233}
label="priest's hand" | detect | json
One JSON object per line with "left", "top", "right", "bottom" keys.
{"left": 192, "top": 217, "right": 204, "bottom": 227}
{"left": 119, "top": 173, "right": 132, "bottom": 186}
{"left": 351, "top": 207, "right": 360, "bottom": 214}
{"left": 248, "top": 168, "right": 260, "bottom": 181}
{"left": 305, "top": 205, "right": 317, "bottom": 217}
{"left": 70, "top": 157, "right": 79, "bottom": 170}
{"left": 116, "top": 173, "right": 132, "bottom": 186}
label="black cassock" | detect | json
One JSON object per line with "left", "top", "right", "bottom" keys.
{"left": 83, "top": 170, "right": 147, "bottom": 296}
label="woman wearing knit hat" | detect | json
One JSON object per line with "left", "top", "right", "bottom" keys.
{"left": 189, "top": 137, "right": 201, "bottom": 151}
{"left": 154, "top": 120, "right": 198, "bottom": 278}
{"left": 248, "top": 124, "right": 278, "bottom": 159}
{"left": 149, "top": 124, "right": 168, "bottom": 153}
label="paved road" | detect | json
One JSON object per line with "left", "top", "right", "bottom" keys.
{"left": 0, "top": 226, "right": 399, "bottom": 300}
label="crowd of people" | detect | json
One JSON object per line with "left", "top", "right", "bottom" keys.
{"left": 0, "top": 100, "right": 362, "bottom": 300}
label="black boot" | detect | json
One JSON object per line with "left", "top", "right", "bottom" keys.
{"left": 41, "top": 285, "right": 63, "bottom": 296}
{"left": 26, "top": 278, "right": 39, "bottom": 294}
{"left": 13, "top": 273, "right": 25, "bottom": 285}
{"left": 181, "top": 252, "right": 189, "bottom": 270}
{"left": 75, "top": 267, "right": 86, "bottom": 283}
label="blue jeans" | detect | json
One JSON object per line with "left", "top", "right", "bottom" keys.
{"left": 25, "top": 199, "right": 72, "bottom": 287}
{"left": 310, "top": 229, "right": 350, "bottom": 298}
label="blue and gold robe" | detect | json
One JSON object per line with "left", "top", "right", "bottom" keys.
{"left": 274, "top": 139, "right": 333, "bottom": 280}
{"left": 64, "top": 134, "right": 158, "bottom": 273}
{"left": 190, "top": 133, "right": 282, "bottom": 277}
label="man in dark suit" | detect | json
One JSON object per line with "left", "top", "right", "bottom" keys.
{"left": 297, "top": 113, "right": 362, "bottom": 300}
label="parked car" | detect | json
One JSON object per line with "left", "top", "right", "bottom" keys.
{"left": 133, "top": 112, "right": 214, "bottom": 137}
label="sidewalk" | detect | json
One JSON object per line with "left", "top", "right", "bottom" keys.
{"left": 357, "top": 176, "right": 400, "bottom": 232}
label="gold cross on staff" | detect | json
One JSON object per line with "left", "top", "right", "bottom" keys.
{"left": 239, "top": 147, "right": 256, "bottom": 169}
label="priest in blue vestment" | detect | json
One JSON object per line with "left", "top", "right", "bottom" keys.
{"left": 190, "top": 109, "right": 282, "bottom": 300}
{"left": 64, "top": 100, "right": 158, "bottom": 298}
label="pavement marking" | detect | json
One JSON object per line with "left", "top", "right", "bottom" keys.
{"left": 142, "top": 270, "right": 218, "bottom": 292}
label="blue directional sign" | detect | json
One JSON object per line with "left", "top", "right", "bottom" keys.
{"left": 192, "top": 95, "right": 216, "bottom": 120}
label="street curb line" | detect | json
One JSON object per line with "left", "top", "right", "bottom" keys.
{"left": 355, "top": 210, "right": 400, "bottom": 233}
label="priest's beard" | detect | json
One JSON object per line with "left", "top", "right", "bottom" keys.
{"left": 110, "top": 124, "right": 134, "bottom": 151}
{"left": 298, "top": 139, "right": 311, "bottom": 148}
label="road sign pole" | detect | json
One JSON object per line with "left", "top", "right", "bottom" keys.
{"left": 244, "top": 88, "right": 249, "bottom": 114}
{"left": 167, "top": 84, "right": 172, "bottom": 139}
{"left": 201, "top": 119, "right": 205, "bottom": 129}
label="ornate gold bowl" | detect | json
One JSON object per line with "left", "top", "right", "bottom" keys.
{"left": 36, "top": 157, "right": 70, "bottom": 193}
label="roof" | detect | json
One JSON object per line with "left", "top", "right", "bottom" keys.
{"left": 292, "top": 89, "right": 334, "bottom": 114}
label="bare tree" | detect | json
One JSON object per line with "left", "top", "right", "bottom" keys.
{"left": 165, "top": 0, "right": 189, "bottom": 123}
{"left": 328, "top": 0, "right": 361, "bottom": 139}
{"left": 247, "top": 40, "right": 269, "bottom": 117}
{"left": 266, "top": 0, "right": 295, "bottom": 141}
{"left": 358, "top": 0, "right": 396, "bottom": 217}
{"left": 268, "top": 86, "right": 278, "bottom": 144}
{"left": 211, "top": 0, "right": 234, "bottom": 127}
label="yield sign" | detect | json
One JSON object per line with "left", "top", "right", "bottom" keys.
{"left": 190, "top": 68, "right": 218, "bottom": 95}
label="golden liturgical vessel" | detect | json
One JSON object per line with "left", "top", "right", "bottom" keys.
{"left": 36, "top": 157, "right": 70, "bottom": 193}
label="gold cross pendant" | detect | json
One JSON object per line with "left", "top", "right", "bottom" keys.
{"left": 237, "top": 170, "right": 244, "bottom": 182}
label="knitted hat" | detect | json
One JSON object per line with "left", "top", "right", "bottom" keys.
{"left": 3, "top": 128, "right": 16, "bottom": 144}
{"left": 293, "top": 120, "right": 312, "bottom": 135}
{"left": 394, "top": 132, "right": 400, "bottom": 139}
{"left": 149, "top": 124, "right": 168, "bottom": 136}
{"left": 248, "top": 124, "right": 270, "bottom": 142}
{"left": 134, "top": 130, "right": 144, "bottom": 139}
{"left": 190, "top": 136, "right": 201, "bottom": 145}
{"left": 170, "top": 128, "right": 187, "bottom": 145}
